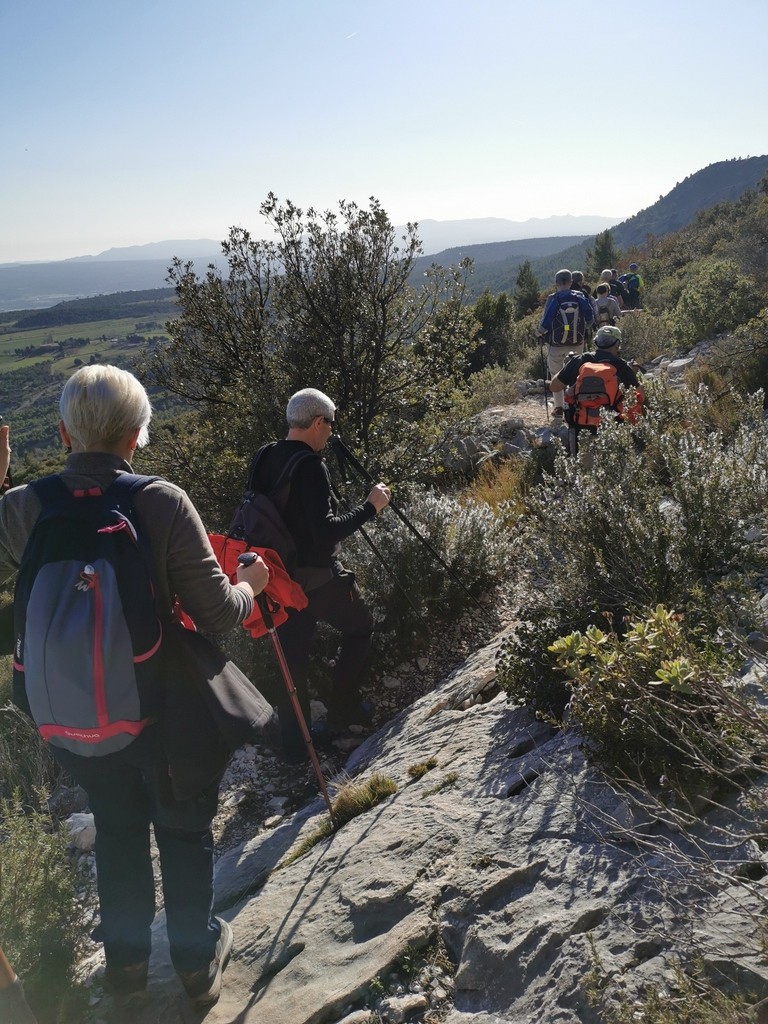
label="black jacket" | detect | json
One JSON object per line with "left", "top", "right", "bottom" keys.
{"left": 250, "top": 440, "right": 375, "bottom": 569}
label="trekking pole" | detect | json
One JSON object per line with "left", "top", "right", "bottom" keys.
{"left": 327, "top": 477, "right": 432, "bottom": 635}
{"left": 539, "top": 339, "right": 550, "bottom": 422}
{"left": 0, "top": 947, "right": 38, "bottom": 1024}
{"left": 237, "top": 555, "right": 336, "bottom": 824}
{"left": 329, "top": 437, "right": 489, "bottom": 617}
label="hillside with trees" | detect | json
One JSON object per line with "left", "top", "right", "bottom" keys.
{"left": 419, "top": 156, "right": 768, "bottom": 296}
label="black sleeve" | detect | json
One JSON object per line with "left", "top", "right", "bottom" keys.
{"left": 291, "top": 458, "right": 376, "bottom": 550}
{"left": 557, "top": 354, "right": 583, "bottom": 387}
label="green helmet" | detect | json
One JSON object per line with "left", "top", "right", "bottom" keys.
{"left": 594, "top": 325, "right": 622, "bottom": 349}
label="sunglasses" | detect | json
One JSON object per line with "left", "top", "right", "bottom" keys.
{"left": 322, "top": 416, "right": 335, "bottom": 426}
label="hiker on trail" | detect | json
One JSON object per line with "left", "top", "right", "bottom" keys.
{"left": 599, "top": 269, "right": 626, "bottom": 308}
{"left": 537, "top": 269, "right": 595, "bottom": 422}
{"left": 594, "top": 283, "right": 623, "bottom": 326}
{"left": 611, "top": 268, "right": 631, "bottom": 309}
{"left": 548, "top": 325, "right": 643, "bottom": 455}
{"left": 245, "top": 387, "right": 391, "bottom": 764}
{"left": 0, "top": 366, "right": 269, "bottom": 1008}
{"left": 621, "top": 262, "right": 644, "bottom": 309}
{"left": 570, "top": 270, "right": 592, "bottom": 298}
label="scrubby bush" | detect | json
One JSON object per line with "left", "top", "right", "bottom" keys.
{"left": 549, "top": 606, "right": 754, "bottom": 789}
{"left": 347, "top": 484, "right": 516, "bottom": 661}
{"left": 0, "top": 702, "right": 59, "bottom": 807}
{"left": 702, "top": 308, "right": 768, "bottom": 398}
{"left": 667, "top": 258, "right": 762, "bottom": 346}
{"left": 460, "top": 454, "right": 534, "bottom": 514}
{"left": 0, "top": 796, "right": 91, "bottom": 1023}
{"left": 617, "top": 309, "right": 673, "bottom": 367}
{"left": 497, "top": 379, "right": 768, "bottom": 719}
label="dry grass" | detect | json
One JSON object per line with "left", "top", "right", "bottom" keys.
{"left": 282, "top": 772, "right": 397, "bottom": 865}
{"left": 460, "top": 454, "right": 533, "bottom": 516}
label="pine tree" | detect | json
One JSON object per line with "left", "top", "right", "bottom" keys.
{"left": 587, "top": 230, "right": 618, "bottom": 279}
{"left": 513, "top": 260, "right": 541, "bottom": 319}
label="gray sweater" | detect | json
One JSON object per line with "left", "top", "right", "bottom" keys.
{"left": 0, "top": 451, "right": 252, "bottom": 634}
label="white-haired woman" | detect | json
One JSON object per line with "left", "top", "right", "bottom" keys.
{"left": 0, "top": 364, "right": 268, "bottom": 1007}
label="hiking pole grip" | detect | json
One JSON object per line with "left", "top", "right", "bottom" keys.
{"left": 237, "top": 553, "right": 276, "bottom": 630}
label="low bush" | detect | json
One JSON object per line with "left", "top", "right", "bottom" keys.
{"left": 667, "top": 258, "right": 762, "bottom": 347}
{"left": 549, "top": 606, "right": 755, "bottom": 789}
{"left": 347, "top": 484, "right": 516, "bottom": 662}
{"left": 616, "top": 309, "right": 672, "bottom": 367}
{"left": 587, "top": 954, "right": 757, "bottom": 1024}
{"left": 459, "top": 453, "right": 534, "bottom": 515}
{"left": 497, "top": 378, "right": 768, "bottom": 721}
{"left": 0, "top": 701, "right": 59, "bottom": 808}
{"left": 0, "top": 796, "right": 91, "bottom": 1023}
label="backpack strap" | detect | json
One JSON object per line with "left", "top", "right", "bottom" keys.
{"left": 246, "top": 444, "right": 315, "bottom": 508}
{"left": 29, "top": 474, "right": 72, "bottom": 511}
{"left": 246, "top": 442, "right": 278, "bottom": 494}
{"left": 30, "top": 472, "right": 159, "bottom": 509}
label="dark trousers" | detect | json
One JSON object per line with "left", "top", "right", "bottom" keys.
{"left": 53, "top": 728, "right": 221, "bottom": 973}
{"left": 275, "top": 572, "right": 374, "bottom": 757}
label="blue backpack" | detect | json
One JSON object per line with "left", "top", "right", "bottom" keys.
{"left": 13, "top": 473, "right": 165, "bottom": 757}
{"left": 549, "top": 291, "right": 590, "bottom": 346}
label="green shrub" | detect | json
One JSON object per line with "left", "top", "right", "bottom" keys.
{"left": 703, "top": 308, "right": 768, "bottom": 397}
{"left": 616, "top": 309, "right": 672, "bottom": 366}
{"left": 667, "top": 258, "right": 762, "bottom": 347}
{"left": 347, "top": 484, "right": 515, "bottom": 661}
{"left": 549, "top": 606, "right": 754, "bottom": 788}
{"left": 0, "top": 703, "right": 59, "bottom": 808}
{"left": 0, "top": 796, "right": 91, "bottom": 1023}
{"left": 497, "top": 378, "right": 768, "bottom": 718}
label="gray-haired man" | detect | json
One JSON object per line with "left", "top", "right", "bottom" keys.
{"left": 247, "top": 388, "right": 390, "bottom": 762}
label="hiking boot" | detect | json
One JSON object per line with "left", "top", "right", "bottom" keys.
{"left": 309, "top": 720, "right": 338, "bottom": 750}
{"left": 104, "top": 959, "right": 149, "bottom": 995}
{"left": 327, "top": 698, "right": 375, "bottom": 732}
{"left": 551, "top": 407, "right": 564, "bottom": 419}
{"left": 177, "top": 918, "right": 233, "bottom": 1007}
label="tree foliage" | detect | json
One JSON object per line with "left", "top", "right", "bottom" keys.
{"left": 469, "top": 289, "right": 511, "bottom": 370}
{"left": 260, "top": 194, "right": 474, "bottom": 457}
{"left": 512, "top": 260, "right": 541, "bottom": 319}
{"left": 587, "top": 229, "right": 619, "bottom": 278}
{"left": 138, "top": 196, "right": 477, "bottom": 515}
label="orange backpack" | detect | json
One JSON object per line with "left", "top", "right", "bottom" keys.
{"left": 565, "top": 360, "right": 622, "bottom": 427}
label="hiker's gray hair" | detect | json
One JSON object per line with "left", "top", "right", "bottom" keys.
{"left": 286, "top": 388, "right": 336, "bottom": 429}
{"left": 60, "top": 364, "right": 152, "bottom": 450}
{"left": 555, "top": 269, "right": 572, "bottom": 287}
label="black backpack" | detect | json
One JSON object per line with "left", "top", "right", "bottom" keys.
{"left": 13, "top": 474, "right": 164, "bottom": 757}
{"left": 228, "top": 443, "right": 315, "bottom": 575}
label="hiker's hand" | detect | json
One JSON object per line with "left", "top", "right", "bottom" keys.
{"left": 367, "top": 483, "right": 391, "bottom": 512}
{"left": 236, "top": 553, "right": 269, "bottom": 596}
{"left": 0, "top": 424, "right": 10, "bottom": 489}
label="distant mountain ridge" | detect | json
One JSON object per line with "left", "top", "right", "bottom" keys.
{"left": 63, "top": 239, "right": 223, "bottom": 263}
{"left": 408, "top": 215, "right": 621, "bottom": 255}
{"left": 0, "top": 217, "right": 620, "bottom": 311}
{"left": 419, "top": 155, "right": 768, "bottom": 296}
{"left": 1, "top": 157, "right": 765, "bottom": 310}
{"left": 610, "top": 155, "right": 768, "bottom": 247}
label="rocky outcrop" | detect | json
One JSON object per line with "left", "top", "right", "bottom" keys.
{"left": 87, "top": 631, "right": 768, "bottom": 1024}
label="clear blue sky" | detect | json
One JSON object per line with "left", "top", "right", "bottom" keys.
{"left": 1, "top": 0, "right": 766, "bottom": 263}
